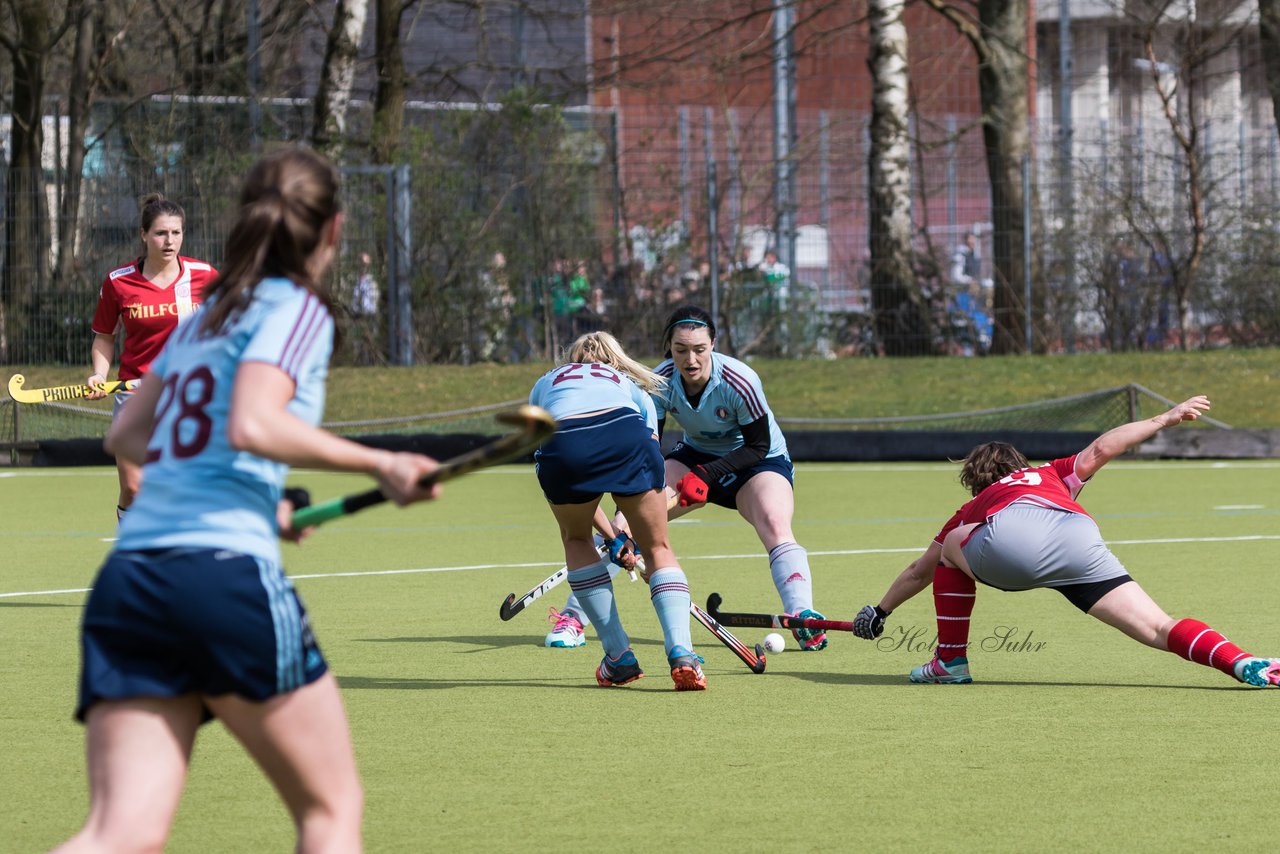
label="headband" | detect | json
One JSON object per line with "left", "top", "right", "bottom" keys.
{"left": 665, "top": 318, "right": 710, "bottom": 336}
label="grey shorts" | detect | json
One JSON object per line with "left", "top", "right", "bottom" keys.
{"left": 111, "top": 389, "right": 135, "bottom": 420}
{"left": 960, "top": 503, "right": 1128, "bottom": 591}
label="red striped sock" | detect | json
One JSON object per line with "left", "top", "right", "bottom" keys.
{"left": 933, "top": 564, "right": 976, "bottom": 663}
{"left": 1166, "top": 618, "right": 1251, "bottom": 677}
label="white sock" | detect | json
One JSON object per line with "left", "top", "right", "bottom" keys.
{"left": 768, "top": 541, "right": 812, "bottom": 614}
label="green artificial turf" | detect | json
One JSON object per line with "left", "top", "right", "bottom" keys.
{"left": 3, "top": 460, "right": 1277, "bottom": 851}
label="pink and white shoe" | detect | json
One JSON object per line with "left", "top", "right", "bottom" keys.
{"left": 909, "top": 655, "right": 972, "bottom": 684}
{"left": 544, "top": 608, "right": 586, "bottom": 648}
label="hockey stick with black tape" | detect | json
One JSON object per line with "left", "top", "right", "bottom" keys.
{"left": 293, "top": 405, "right": 556, "bottom": 529}
{"left": 690, "top": 601, "right": 767, "bottom": 673}
{"left": 705, "top": 592, "right": 855, "bottom": 633}
{"left": 8, "top": 373, "right": 139, "bottom": 404}
{"left": 499, "top": 490, "right": 683, "bottom": 620}
{"left": 499, "top": 566, "right": 570, "bottom": 621}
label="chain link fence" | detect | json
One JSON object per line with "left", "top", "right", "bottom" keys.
{"left": 4, "top": 96, "right": 1279, "bottom": 369}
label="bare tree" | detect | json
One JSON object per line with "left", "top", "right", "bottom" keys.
{"left": 867, "top": 0, "right": 927, "bottom": 354}
{"left": 1124, "top": 1, "right": 1249, "bottom": 349}
{"left": 55, "top": 1, "right": 133, "bottom": 286}
{"left": 372, "top": 0, "right": 412, "bottom": 163}
{"left": 312, "top": 0, "right": 370, "bottom": 159}
{"left": 922, "top": 0, "right": 1032, "bottom": 353}
{"left": 0, "top": 0, "right": 75, "bottom": 361}
{"left": 1259, "top": 0, "right": 1280, "bottom": 142}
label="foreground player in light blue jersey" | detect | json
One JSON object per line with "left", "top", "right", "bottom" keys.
{"left": 550, "top": 305, "right": 828, "bottom": 651}
{"left": 530, "top": 331, "right": 705, "bottom": 690}
{"left": 55, "top": 148, "right": 441, "bottom": 854}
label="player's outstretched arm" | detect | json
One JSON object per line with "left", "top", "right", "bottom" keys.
{"left": 228, "top": 362, "right": 440, "bottom": 505}
{"left": 1075, "top": 395, "right": 1210, "bottom": 481}
{"left": 854, "top": 540, "right": 942, "bottom": 639}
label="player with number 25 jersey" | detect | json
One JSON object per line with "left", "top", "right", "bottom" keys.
{"left": 528, "top": 332, "right": 705, "bottom": 691}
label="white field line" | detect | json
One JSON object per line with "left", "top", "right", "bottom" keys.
{"left": 5, "top": 460, "right": 1280, "bottom": 481}
{"left": 4, "top": 534, "right": 1278, "bottom": 601}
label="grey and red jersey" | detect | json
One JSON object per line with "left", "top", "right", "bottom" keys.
{"left": 936, "top": 455, "right": 1091, "bottom": 545}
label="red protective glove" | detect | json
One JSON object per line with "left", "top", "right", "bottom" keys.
{"left": 676, "top": 470, "right": 709, "bottom": 507}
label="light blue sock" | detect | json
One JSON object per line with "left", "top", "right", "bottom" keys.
{"left": 563, "top": 560, "right": 622, "bottom": 628}
{"left": 567, "top": 558, "right": 629, "bottom": 658}
{"left": 769, "top": 542, "right": 813, "bottom": 614}
{"left": 647, "top": 567, "right": 693, "bottom": 658}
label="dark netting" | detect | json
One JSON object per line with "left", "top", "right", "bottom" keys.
{"left": 777, "top": 385, "right": 1229, "bottom": 433}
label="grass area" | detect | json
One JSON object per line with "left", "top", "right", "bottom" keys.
{"left": 3, "top": 461, "right": 1278, "bottom": 851}
{"left": 7, "top": 348, "right": 1279, "bottom": 427}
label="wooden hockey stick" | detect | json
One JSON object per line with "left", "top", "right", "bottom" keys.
{"left": 292, "top": 405, "right": 556, "bottom": 529}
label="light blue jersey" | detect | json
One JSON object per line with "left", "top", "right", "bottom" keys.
{"left": 116, "top": 278, "right": 334, "bottom": 563}
{"left": 529, "top": 362, "right": 657, "bottom": 432}
{"left": 654, "top": 352, "right": 788, "bottom": 459}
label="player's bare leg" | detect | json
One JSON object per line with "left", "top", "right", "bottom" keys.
{"left": 116, "top": 457, "right": 143, "bottom": 519}
{"left": 1088, "top": 580, "right": 1279, "bottom": 687}
{"left": 52, "top": 696, "right": 202, "bottom": 853}
{"left": 1086, "top": 580, "right": 1175, "bottom": 648}
{"left": 207, "top": 674, "right": 364, "bottom": 853}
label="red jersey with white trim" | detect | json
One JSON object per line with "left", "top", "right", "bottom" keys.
{"left": 91, "top": 256, "right": 217, "bottom": 380}
{"left": 934, "top": 455, "right": 1090, "bottom": 544}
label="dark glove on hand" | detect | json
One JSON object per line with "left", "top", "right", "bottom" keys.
{"left": 853, "top": 604, "right": 889, "bottom": 640}
{"left": 606, "top": 533, "right": 634, "bottom": 565}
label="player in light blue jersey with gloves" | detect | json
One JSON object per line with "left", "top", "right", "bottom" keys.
{"left": 551, "top": 305, "right": 829, "bottom": 652}
{"left": 55, "top": 147, "right": 441, "bottom": 854}
{"left": 530, "top": 331, "right": 705, "bottom": 690}
{"left": 656, "top": 304, "right": 827, "bottom": 650}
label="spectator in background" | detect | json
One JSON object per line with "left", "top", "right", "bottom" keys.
{"left": 569, "top": 261, "right": 599, "bottom": 336}
{"left": 950, "top": 232, "right": 982, "bottom": 289}
{"left": 951, "top": 281, "right": 993, "bottom": 356}
{"left": 759, "top": 249, "right": 790, "bottom": 302}
{"left": 479, "top": 251, "right": 516, "bottom": 362}
{"left": 350, "top": 253, "right": 381, "bottom": 364}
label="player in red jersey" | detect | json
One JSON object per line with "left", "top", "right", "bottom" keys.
{"left": 852, "top": 395, "right": 1280, "bottom": 689}
{"left": 86, "top": 193, "right": 217, "bottom": 519}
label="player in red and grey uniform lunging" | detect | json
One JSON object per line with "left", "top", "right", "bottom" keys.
{"left": 87, "top": 193, "right": 217, "bottom": 520}
{"left": 852, "top": 395, "right": 1280, "bottom": 688}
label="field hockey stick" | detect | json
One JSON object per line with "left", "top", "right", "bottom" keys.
{"left": 499, "top": 536, "right": 640, "bottom": 620}
{"left": 705, "top": 592, "right": 855, "bottom": 633}
{"left": 690, "top": 602, "right": 767, "bottom": 674}
{"left": 499, "top": 566, "right": 569, "bottom": 620}
{"left": 293, "top": 405, "right": 556, "bottom": 529}
{"left": 499, "top": 489, "right": 683, "bottom": 619}
{"left": 7, "top": 373, "right": 139, "bottom": 404}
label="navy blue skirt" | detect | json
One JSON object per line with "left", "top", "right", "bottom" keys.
{"left": 77, "top": 547, "right": 327, "bottom": 722}
{"left": 534, "top": 408, "right": 665, "bottom": 505}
